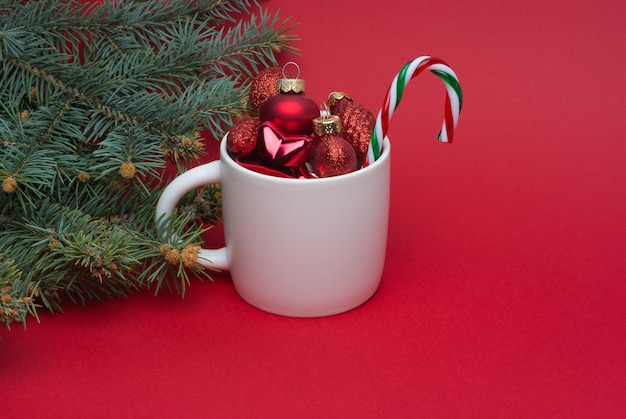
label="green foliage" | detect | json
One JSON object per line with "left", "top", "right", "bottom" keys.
{"left": 0, "top": 0, "right": 297, "bottom": 332}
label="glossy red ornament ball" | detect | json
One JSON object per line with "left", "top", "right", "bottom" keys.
{"left": 259, "top": 93, "right": 320, "bottom": 136}
{"left": 309, "top": 135, "right": 358, "bottom": 178}
{"left": 227, "top": 117, "right": 260, "bottom": 156}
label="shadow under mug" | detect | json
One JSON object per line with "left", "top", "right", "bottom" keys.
{"left": 156, "top": 135, "right": 391, "bottom": 317}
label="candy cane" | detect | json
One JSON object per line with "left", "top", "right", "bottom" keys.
{"left": 365, "top": 56, "right": 463, "bottom": 165}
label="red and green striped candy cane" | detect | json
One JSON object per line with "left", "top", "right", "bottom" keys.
{"left": 365, "top": 56, "right": 463, "bottom": 166}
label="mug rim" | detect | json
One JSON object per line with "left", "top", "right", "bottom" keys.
{"left": 220, "top": 133, "right": 391, "bottom": 184}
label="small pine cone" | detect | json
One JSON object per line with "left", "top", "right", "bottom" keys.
{"left": 77, "top": 172, "right": 90, "bottom": 183}
{"left": 159, "top": 244, "right": 180, "bottom": 266}
{"left": 111, "top": 180, "right": 124, "bottom": 191}
{"left": 181, "top": 244, "right": 201, "bottom": 268}
{"left": 2, "top": 177, "right": 18, "bottom": 193}
{"left": 48, "top": 239, "right": 59, "bottom": 252}
{"left": 180, "top": 135, "right": 193, "bottom": 148}
{"left": 29, "top": 286, "right": 40, "bottom": 298}
{"left": 119, "top": 161, "right": 137, "bottom": 179}
{"left": 42, "top": 289, "right": 60, "bottom": 302}
{"left": 179, "top": 203, "right": 198, "bottom": 218}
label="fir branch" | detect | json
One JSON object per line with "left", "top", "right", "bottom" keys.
{"left": 1, "top": 254, "right": 38, "bottom": 332}
{"left": 0, "top": 0, "right": 298, "bottom": 333}
{"left": 8, "top": 57, "right": 145, "bottom": 127}
{"left": 200, "top": 9, "right": 299, "bottom": 80}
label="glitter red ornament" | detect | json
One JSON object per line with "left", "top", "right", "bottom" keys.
{"left": 248, "top": 67, "right": 284, "bottom": 115}
{"left": 259, "top": 62, "right": 319, "bottom": 136}
{"left": 328, "top": 92, "right": 375, "bottom": 166}
{"left": 227, "top": 117, "right": 260, "bottom": 156}
{"left": 327, "top": 91, "right": 353, "bottom": 115}
{"left": 309, "top": 115, "right": 357, "bottom": 178}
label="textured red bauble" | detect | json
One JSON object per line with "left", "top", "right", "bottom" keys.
{"left": 227, "top": 117, "right": 260, "bottom": 156}
{"left": 259, "top": 93, "right": 319, "bottom": 136}
{"left": 309, "top": 135, "right": 358, "bottom": 178}
{"left": 335, "top": 102, "right": 376, "bottom": 165}
{"left": 327, "top": 91, "right": 353, "bottom": 115}
{"left": 248, "top": 67, "right": 284, "bottom": 115}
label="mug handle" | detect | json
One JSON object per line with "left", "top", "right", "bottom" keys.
{"left": 155, "top": 161, "right": 228, "bottom": 270}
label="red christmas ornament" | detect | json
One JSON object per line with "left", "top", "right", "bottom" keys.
{"left": 248, "top": 67, "right": 284, "bottom": 115}
{"left": 235, "top": 121, "right": 312, "bottom": 178}
{"left": 227, "top": 117, "right": 260, "bottom": 156}
{"left": 327, "top": 91, "right": 353, "bottom": 114}
{"left": 309, "top": 115, "right": 357, "bottom": 178}
{"left": 259, "top": 62, "right": 319, "bottom": 136}
{"left": 327, "top": 91, "right": 375, "bottom": 166}
{"left": 334, "top": 102, "right": 375, "bottom": 166}
{"left": 256, "top": 121, "right": 312, "bottom": 169}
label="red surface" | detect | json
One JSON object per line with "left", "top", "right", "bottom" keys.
{"left": 3, "top": 0, "right": 626, "bottom": 417}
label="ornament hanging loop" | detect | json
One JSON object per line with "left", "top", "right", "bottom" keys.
{"left": 282, "top": 61, "right": 301, "bottom": 80}
{"left": 319, "top": 102, "right": 330, "bottom": 118}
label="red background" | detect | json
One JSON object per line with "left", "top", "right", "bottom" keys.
{"left": 3, "top": 0, "right": 626, "bottom": 417}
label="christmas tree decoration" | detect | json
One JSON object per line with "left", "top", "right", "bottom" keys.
{"left": 259, "top": 63, "right": 320, "bottom": 136}
{"left": 327, "top": 91, "right": 353, "bottom": 115}
{"left": 329, "top": 97, "right": 376, "bottom": 167}
{"left": 366, "top": 56, "right": 464, "bottom": 165}
{"left": 227, "top": 117, "right": 261, "bottom": 155}
{"left": 248, "top": 67, "right": 284, "bottom": 115}
{"left": 309, "top": 115, "right": 358, "bottom": 177}
{"left": 0, "top": 0, "right": 297, "bottom": 333}
{"left": 255, "top": 121, "right": 312, "bottom": 177}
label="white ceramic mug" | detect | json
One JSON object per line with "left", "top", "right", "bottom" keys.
{"left": 156, "top": 135, "right": 391, "bottom": 317}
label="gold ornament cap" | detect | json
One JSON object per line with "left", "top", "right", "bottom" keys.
{"left": 277, "top": 61, "right": 305, "bottom": 93}
{"left": 277, "top": 78, "right": 305, "bottom": 93}
{"left": 313, "top": 115, "right": 342, "bottom": 136}
{"left": 327, "top": 91, "right": 353, "bottom": 109}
